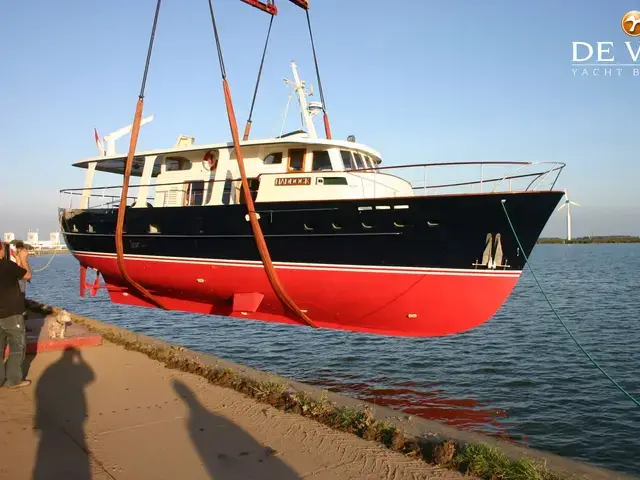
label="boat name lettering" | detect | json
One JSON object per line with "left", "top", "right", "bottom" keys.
{"left": 274, "top": 177, "right": 311, "bottom": 186}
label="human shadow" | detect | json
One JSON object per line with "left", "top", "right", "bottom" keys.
{"left": 173, "top": 379, "right": 301, "bottom": 480}
{"left": 33, "top": 346, "right": 96, "bottom": 480}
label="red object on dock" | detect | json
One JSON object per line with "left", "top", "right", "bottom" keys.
{"left": 3, "top": 316, "right": 103, "bottom": 356}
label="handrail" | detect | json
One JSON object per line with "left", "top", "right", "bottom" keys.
{"left": 527, "top": 163, "right": 564, "bottom": 191}
{"left": 414, "top": 170, "right": 556, "bottom": 191}
{"left": 490, "top": 162, "right": 564, "bottom": 193}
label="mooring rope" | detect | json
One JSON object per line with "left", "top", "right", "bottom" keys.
{"left": 501, "top": 199, "right": 640, "bottom": 408}
{"left": 31, "top": 249, "right": 58, "bottom": 273}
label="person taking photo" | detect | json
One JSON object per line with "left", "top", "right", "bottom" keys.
{"left": 0, "top": 240, "right": 32, "bottom": 388}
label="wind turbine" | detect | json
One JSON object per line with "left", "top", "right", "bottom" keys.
{"left": 557, "top": 189, "right": 580, "bottom": 241}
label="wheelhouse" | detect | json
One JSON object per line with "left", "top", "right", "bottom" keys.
{"left": 70, "top": 133, "right": 415, "bottom": 210}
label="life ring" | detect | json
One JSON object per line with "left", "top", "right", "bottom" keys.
{"left": 203, "top": 150, "right": 218, "bottom": 171}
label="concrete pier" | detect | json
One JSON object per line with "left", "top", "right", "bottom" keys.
{"left": 1, "top": 313, "right": 461, "bottom": 479}
{"left": 1, "top": 304, "right": 636, "bottom": 480}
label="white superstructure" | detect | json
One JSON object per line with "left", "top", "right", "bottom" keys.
{"left": 71, "top": 62, "right": 414, "bottom": 211}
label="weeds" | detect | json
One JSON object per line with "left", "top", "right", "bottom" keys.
{"left": 453, "top": 442, "right": 567, "bottom": 480}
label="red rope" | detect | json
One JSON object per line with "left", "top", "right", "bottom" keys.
{"left": 114, "top": 0, "right": 167, "bottom": 310}
{"left": 222, "top": 80, "right": 317, "bottom": 328}
{"left": 208, "top": 0, "right": 316, "bottom": 328}
{"left": 115, "top": 99, "right": 167, "bottom": 310}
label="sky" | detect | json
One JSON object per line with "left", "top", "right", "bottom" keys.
{"left": 1, "top": 0, "right": 639, "bottom": 239}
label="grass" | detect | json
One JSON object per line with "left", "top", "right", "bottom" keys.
{"left": 454, "top": 443, "right": 566, "bottom": 480}
{"left": 28, "top": 300, "right": 572, "bottom": 480}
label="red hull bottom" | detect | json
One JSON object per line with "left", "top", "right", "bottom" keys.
{"left": 73, "top": 252, "right": 521, "bottom": 337}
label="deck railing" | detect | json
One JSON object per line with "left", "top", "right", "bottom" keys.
{"left": 364, "top": 161, "right": 565, "bottom": 195}
{"left": 59, "top": 161, "right": 565, "bottom": 210}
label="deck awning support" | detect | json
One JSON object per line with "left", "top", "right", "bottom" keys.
{"left": 81, "top": 161, "right": 97, "bottom": 209}
{"left": 135, "top": 155, "right": 158, "bottom": 207}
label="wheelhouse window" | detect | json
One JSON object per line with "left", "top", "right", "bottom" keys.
{"left": 311, "top": 150, "right": 332, "bottom": 171}
{"left": 352, "top": 152, "right": 364, "bottom": 170}
{"left": 340, "top": 150, "right": 354, "bottom": 170}
{"left": 165, "top": 156, "right": 192, "bottom": 171}
{"left": 287, "top": 148, "right": 306, "bottom": 172}
{"left": 263, "top": 152, "right": 283, "bottom": 165}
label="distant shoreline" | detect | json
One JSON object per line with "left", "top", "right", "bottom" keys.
{"left": 538, "top": 236, "right": 640, "bottom": 244}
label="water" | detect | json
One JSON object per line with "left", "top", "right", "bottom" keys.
{"left": 26, "top": 244, "right": 640, "bottom": 476}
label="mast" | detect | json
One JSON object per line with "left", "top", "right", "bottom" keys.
{"left": 103, "top": 115, "right": 154, "bottom": 156}
{"left": 290, "top": 61, "right": 317, "bottom": 138}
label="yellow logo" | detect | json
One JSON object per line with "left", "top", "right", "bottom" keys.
{"left": 622, "top": 10, "right": 640, "bottom": 36}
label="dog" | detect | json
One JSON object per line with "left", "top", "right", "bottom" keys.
{"left": 46, "top": 309, "right": 71, "bottom": 339}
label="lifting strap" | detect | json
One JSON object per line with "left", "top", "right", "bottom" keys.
{"left": 208, "top": 0, "right": 317, "bottom": 328}
{"left": 114, "top": 0, "right": 167, "bottom": 310}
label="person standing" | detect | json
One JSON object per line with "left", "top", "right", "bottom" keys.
{"left": 0, "top": 240, "right": 32, "bottom": 388}
{"left": 9, "top": 241, "right": 29, "bottom": 321}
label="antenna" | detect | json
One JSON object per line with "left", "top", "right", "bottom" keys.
{"left": 282, "top": 62, "right": 318, "bottom": 138}
{"left": 101, "top": 115, "right": 155, "bottom": 156}
{"left": 308, "top": 101, "right": 323, "bottom": 117}
{"left": 557, "top": 189, "right": 580, "bottom": 241}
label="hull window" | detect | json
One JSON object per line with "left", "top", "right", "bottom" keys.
{"left": 288, "top": 148, "right": 306, "bottom": 172}
{"left": 312, "top": 150, "right": 333, "bottom": 171}
{"left": 320, "top": 177, "right": 347, "bottom": 185}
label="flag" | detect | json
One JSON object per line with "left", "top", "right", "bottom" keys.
{"left": 94, "top": 127, "right": 104, "bottom": 156}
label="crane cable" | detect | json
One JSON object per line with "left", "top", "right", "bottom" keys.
{"left": 304, "top": 9, "right": 331, "bottom": 140}
{"left": 243, "top": 14, "right": 275, "bottom": 141}
{"left": 207, "top": 0, "right": 317, "bottom": 328}
{"left": 114, "top": 0, "right": 167, "bottom": 310}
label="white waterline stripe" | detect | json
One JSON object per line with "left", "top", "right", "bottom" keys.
{"left": 72, "top": 251, "right": 522, "bottom": 277}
